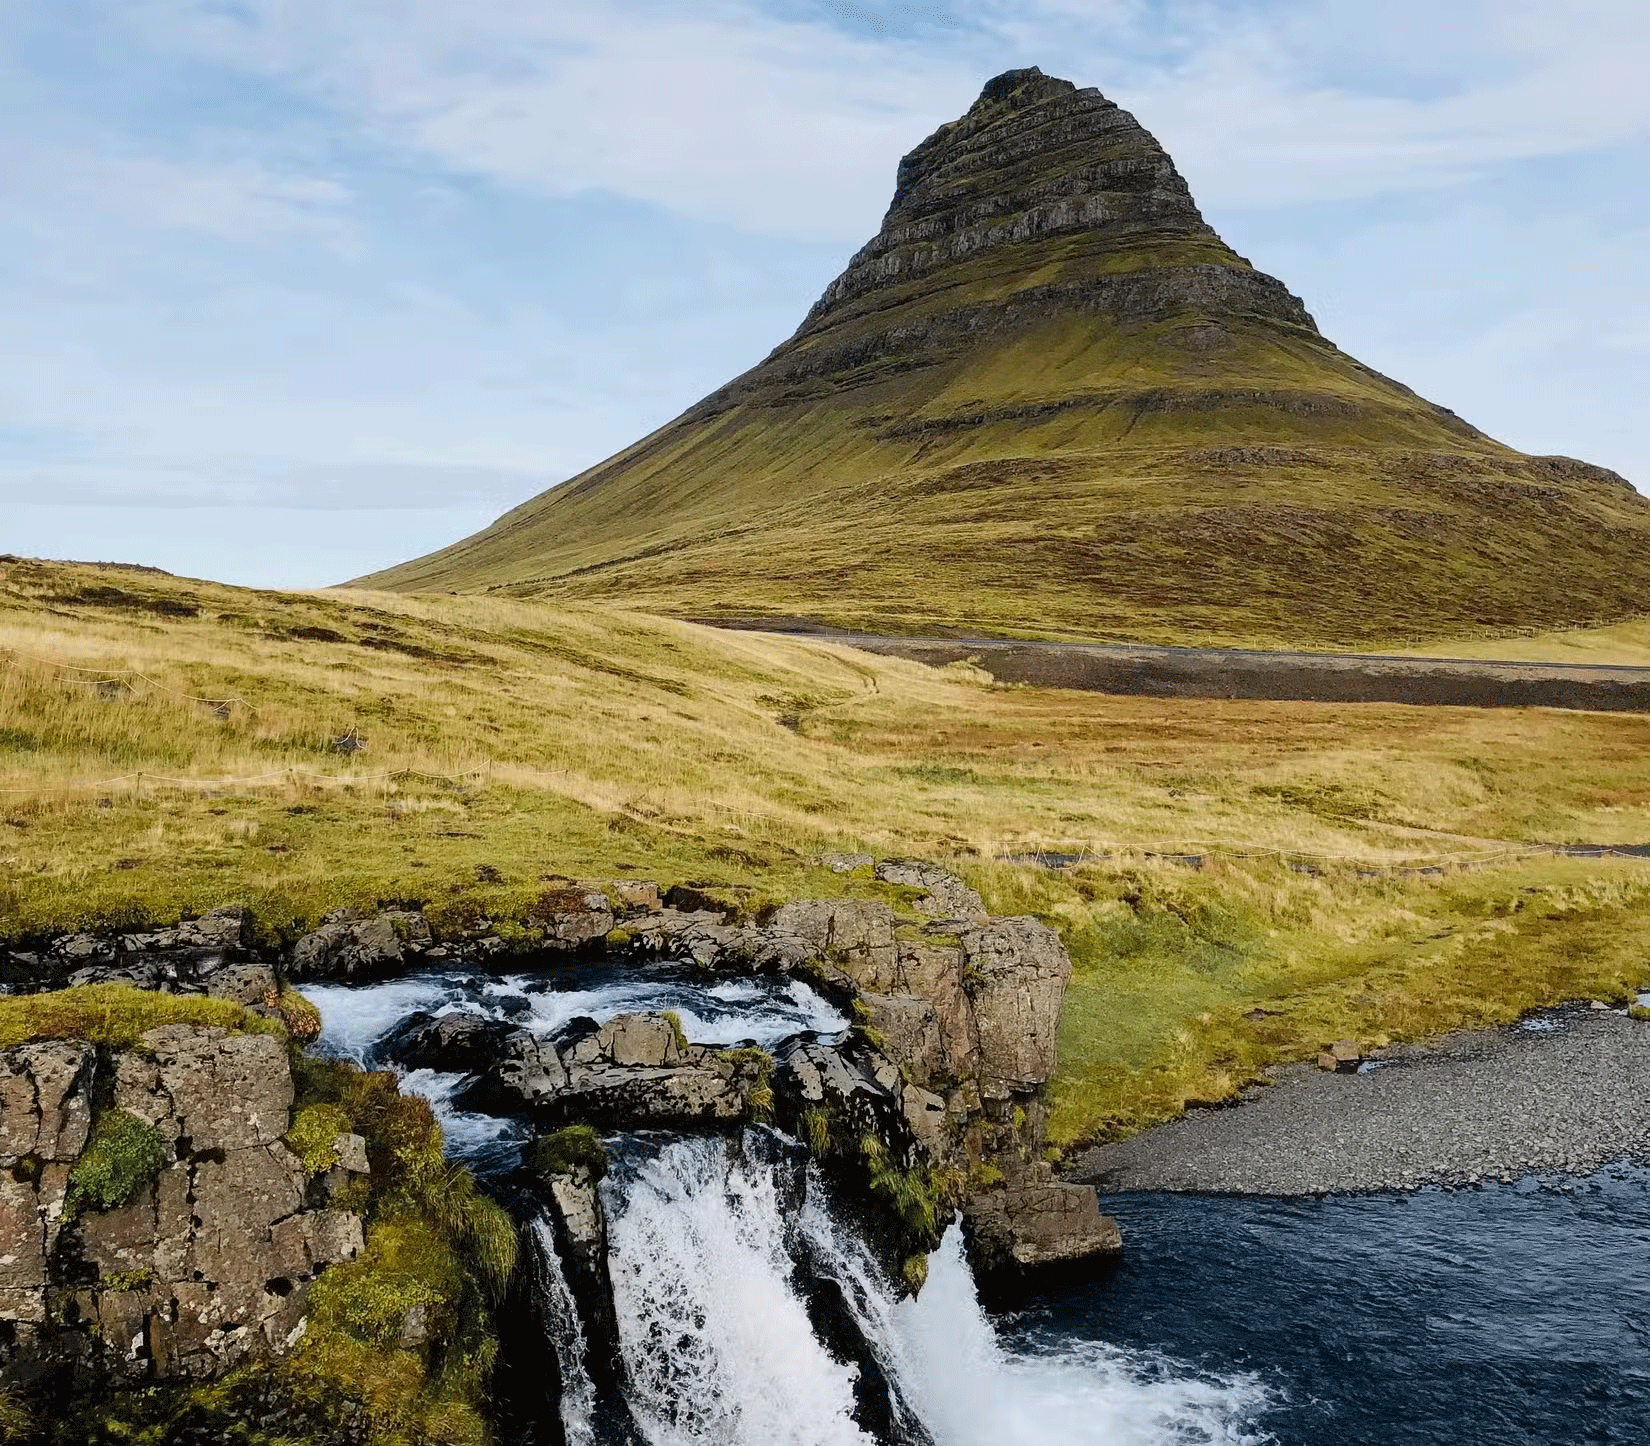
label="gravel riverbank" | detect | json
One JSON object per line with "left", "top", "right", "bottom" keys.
{"left": 1066, "top": 1004, "right": 1650, "bottom": 1195}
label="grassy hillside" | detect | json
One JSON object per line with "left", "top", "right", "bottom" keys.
{"left": 5, "top": 557, "right": 1649, "bottom": 1147}
{"left": 361, "top": 72, "right": 1650, "bottom": 649}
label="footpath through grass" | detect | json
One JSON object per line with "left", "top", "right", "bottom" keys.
{"left": 4, "top": 557, "right": 1650, "bottom": 1148}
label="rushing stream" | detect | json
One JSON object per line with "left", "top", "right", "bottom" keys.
{"left": 304, "top": 963, "right": 1650, "bottom": 1444}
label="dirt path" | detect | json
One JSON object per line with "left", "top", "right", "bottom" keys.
{"left": 708, "top": 623, "right": 1650, "bottom": 712}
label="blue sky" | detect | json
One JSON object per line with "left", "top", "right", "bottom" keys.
{"left": 3, "top": 0, "right": 1647, "bottom": 587}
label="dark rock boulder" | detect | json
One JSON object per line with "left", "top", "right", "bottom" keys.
{"left": 457, "top": 1029, "right": 571, "bottom": 1114}
{"left": 288, "top": 908, "right": 431, "bottom": 981}
{"left": 962, "top": 1175, "right": 1121, "bottom": 1295}
{"left": 376, "top": 1010, "right": 515, "bottom": 1074}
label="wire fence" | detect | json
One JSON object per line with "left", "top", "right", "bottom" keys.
{"left": 996, "top": 841, "right": 1650, "bottom": 877}
{"left": 1, "top": 645, "right": 258, "bottom": 716}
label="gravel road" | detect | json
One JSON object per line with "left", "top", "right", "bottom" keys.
{"left": 1065, "top": 1004, "right": 1650, "bottom": 1195}
{"left": 701, "top": 622, "right": 1650, "bottom": 712}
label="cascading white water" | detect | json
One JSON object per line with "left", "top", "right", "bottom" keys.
{"left": 603, "top": 1136, "right": 876, "bottom": 1446}
{"left": 303, "top": 970, "right": 1272, "bottom": 1445}
{"left": 529, "top": 1218, "right": 599, "bottom": 1446}
{"left": 799, "top": 1176, "right": 1272, "bottom": 1446}
{"left": 891, "top": 1230, "right": 1274, "bottom": 1446}
{"left": 597, "top": 1136, "right": 1272, "bottom": 1446}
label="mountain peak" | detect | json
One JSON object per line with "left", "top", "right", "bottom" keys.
{"left": 975, "top": 65, "right": 1078, "bottom": 108}
{"left": 835, "top": 67, "right": 1249, "bottom": 333}
{"left": 361, "top": 70, "right": 1650, "bottom": 649}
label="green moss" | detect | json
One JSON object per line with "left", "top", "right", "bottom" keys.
{"left": 901, "top": 1254, "right": 929, "bottom": 1293}
{"left": 660, "top": 1009, "right": 689, "bottom": 1054}
{"left": 0, "top": 1391, "right": 31, "bottom": 1444}
{"left": 307, "top": 1219, "right": 459, "bottom": 1350}
{"left": 0, "top": 984, "right": 279, "bottom": 1052}
{"left": 526, "top": 1125, "right": 609, "bottom": 1182}
{"left": 67, "top": 1111, "right": 170, "bottom": 1216}
{"left": 285, "top": 1102, "right": 352, "bottom": 1175}
{"left": 97, "top": 1267, "right": 155, "bottom": 1294}
{"left": 1628, "top": 1004, "right": 1650, "bottom": 1022}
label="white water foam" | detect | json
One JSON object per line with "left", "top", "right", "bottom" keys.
{"left": 597, "top": 1137, "right": 1271, "bottom": 1446}
{"left": 303, "top": 966, "right": 847, "bottom": 1063}
{"left": 892, "top": 1230, "right": 1275, "bottom": 1446}
{"left": 530, "top": 1218, "right": 599, "bottom": 1446}
{"left": 301, "top": 967, "right": 843, "bottom": 1170}
{"left": 302, "top": 975, "right": 461, "bottom": 1063}
{"left": 603, "top": 1137, "right": 874, "bottom": 1446}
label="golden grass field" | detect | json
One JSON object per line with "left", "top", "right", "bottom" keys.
{"left": 5, "top": 557, "right": 1650, "bottom": 1147}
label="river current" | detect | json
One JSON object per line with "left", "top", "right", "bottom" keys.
{"left": 305, "top": 963, "right": 1650, "bottom": 1445}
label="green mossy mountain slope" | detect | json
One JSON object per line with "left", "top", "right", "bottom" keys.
{"left": 361, "top": 67, "right": 1650, "bottom": 647}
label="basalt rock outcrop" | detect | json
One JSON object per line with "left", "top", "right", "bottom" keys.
{"left": 0, "top": 855, "right": 1118, "bottom": 1296}
{"left": 472, "top": 1012, "right": 765, "bottom": 1130}
{"left": 361, "top": 67, "right": 1650, "bottom": 649}
{"left": 0, "top": 1026, "right": 364, "bottom": 1392}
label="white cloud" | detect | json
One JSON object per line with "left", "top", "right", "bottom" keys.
{"left": 3, "top": 136, "right": 353, "bottom": 247}
{"left": 141, "top": 0, "right": 973, "bottom": 241}
{"left": 120, "top": 0, "right": 1650, "bottom": 237}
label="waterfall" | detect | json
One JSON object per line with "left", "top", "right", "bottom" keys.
{"left": 601, "top": 1135, "right": 876, "bottom": 1446}
{"left": 529, "top": 1218, "right": 599, "bottom": 1446}
{"left": 890, "top": 1231, "right": 1274, "bottom": 1446}
{"left": 302, "top": 970, "right": 1273, "bottom": 1446}
{"left": 548, "top": 1132, "right": 1275, "bottom": 1446}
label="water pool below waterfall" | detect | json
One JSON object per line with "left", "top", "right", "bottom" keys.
{"left": 303, "top": 968, "right": 1650, "bottom": 1445}
{"left": 1054, "top": 1175, "right": 1650, "bottom": 1445}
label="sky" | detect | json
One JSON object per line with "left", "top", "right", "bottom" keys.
{"left": 3, "top": 0, "right": 1647, "bottom": 589}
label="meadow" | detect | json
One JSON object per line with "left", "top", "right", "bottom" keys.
{"left": 5, "top": 556, "right": 1649, "bottom": 1147}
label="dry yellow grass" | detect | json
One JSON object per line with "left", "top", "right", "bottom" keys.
{"left": 5, "top": 557, "right": 1649, "bottom": 1146}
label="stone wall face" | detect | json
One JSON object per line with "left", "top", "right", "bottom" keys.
{"left": 0, "top": 1027, "right": 364, "bottom": 1391}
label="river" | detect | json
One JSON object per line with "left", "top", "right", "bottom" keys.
{"left": 304, "top": 963, "right": 1650, "bottom": 1444}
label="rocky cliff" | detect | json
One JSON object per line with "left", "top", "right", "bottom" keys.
{"left": 0, "top": 854, "right": 1114, "bottom": 1435}
{"left": 0, "top": 1028, "right": 363, "bottom": 1390}
{"left": 0, "top": 994, "right": 512, "bottom": 1442}
{"left": 360, "top": 66, "right": 1650, "bottom": 648}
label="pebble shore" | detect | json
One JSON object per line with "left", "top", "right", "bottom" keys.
{"left": 1067, "top": 1004, "right": 1650, "bottom": 1195}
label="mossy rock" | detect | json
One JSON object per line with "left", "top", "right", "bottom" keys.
{"left": 525, "top": 1126, "right": 608, "bottom": 1183}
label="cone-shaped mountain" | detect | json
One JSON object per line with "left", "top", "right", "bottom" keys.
{"left": 362, "top": 68, "right": 1650, "bottom": 646}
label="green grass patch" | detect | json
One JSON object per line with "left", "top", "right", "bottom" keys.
{"left": 525, "top": 1125, "right": 609, "bottom": 1182}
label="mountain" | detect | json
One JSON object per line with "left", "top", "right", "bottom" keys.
{"left": 360, "top": 67, "right": 1650, "bottom": 647}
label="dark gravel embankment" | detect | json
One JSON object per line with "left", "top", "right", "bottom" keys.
{"left": 1067, "top": 1005, "right": 1650, "bottom": 1195}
